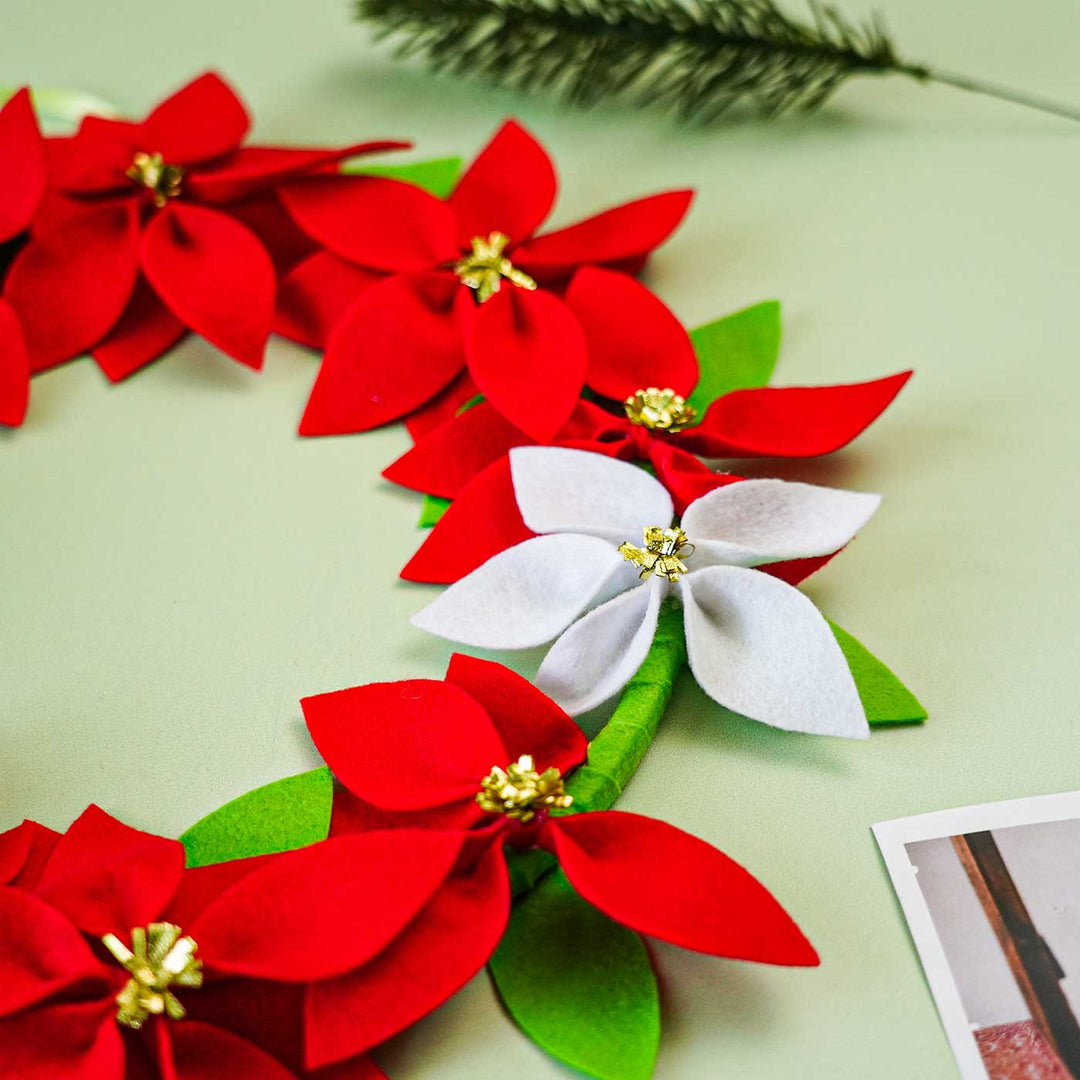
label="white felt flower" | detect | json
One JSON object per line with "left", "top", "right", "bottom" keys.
{"left": 412, "top": 447, "right": 881, "bottom": 738}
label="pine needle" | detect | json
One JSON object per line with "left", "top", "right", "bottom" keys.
{"left": 356, "top": 0, "right": 1080, "bottom": 123}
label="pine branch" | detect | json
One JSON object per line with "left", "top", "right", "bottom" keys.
{"left": 356, "top": 0, "right": 1080, "bottom": 123}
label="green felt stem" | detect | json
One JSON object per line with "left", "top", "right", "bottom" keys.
{"left": 506, "top": 600, "right": 687, "bottom": 896}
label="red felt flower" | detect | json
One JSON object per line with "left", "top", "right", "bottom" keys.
{"left": 290, "top": 655, "right": 817, "bottom": 1068}
{"left": 276, "top": 119, "right": 695, "bottom": 441}
{"left": 0, "top": 88, "right": 47, "bottom": 427}
{"left": 385, "top": 266, "right": 912, "bottom": 505}
{"left": 0, "top": 806, "right": 392, "bottom": 1080}
{"left": 3, "top": 72, "right": 407, "bottom": 383}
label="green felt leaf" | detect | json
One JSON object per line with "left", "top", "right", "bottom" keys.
{"left": 489, "top": 870, "right": 659, "bottom": 1080}
{"left": 344, "top": 156, "right": 463, "bottom": 198}
{"left": 829, "top": 621, "right": 927, "bottom": 726}
{"left": 686, "top": 300, "right": 782, "bottom": 413}
{"left": 180, "top": 767, "right": 333, "bottom": 869}
{"left": 418, "top": 493, "right": 451, "bottom": 528}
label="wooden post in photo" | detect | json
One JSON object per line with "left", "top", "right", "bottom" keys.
{"left": 952, "top": 830, "right": 1080, "bottom": 1079}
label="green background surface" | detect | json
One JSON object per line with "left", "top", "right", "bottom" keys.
{"left": 2, "top": 1, "right": 1080, "bottom": 1076}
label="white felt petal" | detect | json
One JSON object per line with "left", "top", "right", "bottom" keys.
{"left": 510, "top": 446, "right": 673, "bottom": 544}
{"left": 536, "top": 577, "right": 666, "bottom": 716}
{"left": 680, "top": 566, "right": 868, "bottom": 738}
{"left": 411, "top": 533, "right": 630, "bottom": 649}
{"left": 680, "top": 479, "right": 881, "bottom": 568}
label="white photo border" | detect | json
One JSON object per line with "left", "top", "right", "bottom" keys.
{"left": 873, "top": 789, "right": 1080, "bottom": 1080}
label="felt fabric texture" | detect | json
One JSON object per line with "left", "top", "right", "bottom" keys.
{"left": 686, "top": 299, "right": 781, "bottom": 411}
{"left": 0, "top": 804, "right": 392, "bottom": 1080}
{"left": 413, "top": 447, "right": 874, "bottom": 734}
{"left": 488, "top": 869, "right": 660, "bottom": 1080}
{"left": 564, "top": 266, "right": 698, "bottom": 400}
{"left": 400, "top": 457, "right": 537, "bottom": 583}
{"left": 10, "top": 70, "right": 406, "bottom": 382}
{"left": 280, "top": 118, "right": 694, "bottom": 441}
{"left": 0, "top": 88, "right": 46, "bottom": 243}
{"left": 545, "top": 812, "right": 818, "bottom": 965}
{"left": 179, "top": 767, "right": 333, "bottom": 869}
{"left": 418, "top": 493, "right": 451, "bottom": 526}
{"left": 828, "top": 621, "right": 928, "bottom": 725}
{"left": 682, "top": 371, "right": 914, "bottom": 459}
{"left": 0, "top": 820, "right": 59, "bottom": 886}
{"left": 300, "top": 659, "right": 821, "bottom": 1070}
{"left": 273, "top": 157, "right": 461, "bottom": 350}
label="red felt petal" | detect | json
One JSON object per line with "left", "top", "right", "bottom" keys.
{"left": 139, "top": 72, "right": 250, "bottom": 165}
{"left": 448, "top": 120, "right": 556, "bottom": 248}
{"left": 93, "top": 276, "right": 187, "bottom": 382}
{"left": 648, "top": 442, "right": 743, "bottom": 516}
{"left": 445, "top": 653, "right": 587, "bottom": 776}
{"left": 274, "top": 251, "right": 384, "bottom": 351}
{"left": 186, "top": 140, "right": 410, "bottom": 205}
{"left": 679, "top": 372, "right": 914, "bottom": 458}
{"left": 302, "top": 678, "right": 506, "bottom": 811}
{"left": 0, "top": 889, "right": 108, "bottom": 1018}
{"left": 546, "top": 811, "right": 819, "bottom": 965}
{"left": 169, "top": 1021, "right": 299, "bottom": 1080}
{"left": 164, "top": 856, "right": 282, "bottom": 929}
{"left": 383, "top": 400, "right": 531, "bottom": 499}
{"left": 299, "top": 272, "right": 465, "bottom": 436}
{"left": 0, "top": 298, "right": 30, "bottom": 427}
{"left": 305, "top": 841, "right": 510, "bottom": 1067}
{"left": 279, "top": 175, "right": 457, "bottom": 272}
{"left": 565, "top": 267, "right": 698, "bottom": 400}
{"left": 759, "top": 551, "right": 839, "bottom": 587}
{"left": 0, "top": 820, "right": 59, "bottom": 887}
{"left": 32, "top": 805, "right": 186, "bottom": 937}
{"left": 226, "top": 192, "right": 317, "bottom": 276}
{"left": 466, "top": 287, "right": 587, "bottom": 442}
{"left": 0, "top": 89, "right": 46, "bottom": 242}
{"left": 400, "top": 456, "right": 536, "bottom": 584}
{"left": 329, "top": 786, "right": 484, "bottom": 836}
{"left": 141, "top": 203, "right": 274, "bottom": 370}
{"left": 193, "top": 831, "right": 463, "bottom": 981}
{"left": 402, "top": 369, "right": 479, "bottom": 441}
{"left": 515, "top": 190, "right": 694, "bottom": 282}
{"left": 0, "top": 999, "right": 122, "bottom": 1080}
{"left": 5, "top": 202, "right": 140, "bottom": 371}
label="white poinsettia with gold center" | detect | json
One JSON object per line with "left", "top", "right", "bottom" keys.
{"left": 412, "top": 447, "right": 881, "bottom": 738}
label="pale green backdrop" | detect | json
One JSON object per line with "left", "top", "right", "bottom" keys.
{"left": 2, "top": 1, "right": 1079, "bottom": 1077}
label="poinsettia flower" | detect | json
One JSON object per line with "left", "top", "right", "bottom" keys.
{"left": 276, "top": 119, "right": 695, "bottom": 441}
{"left": 0, "top": 88, "right": 47, "bottom": 427}
{"left": 2, "top": 71, "right": 407, "bottom": 383}
{"left": 412, "top": 446, "right": 878, "bottom": 732}
{"left": 0, "top": 804, "right": 403, "bottom": 1080}
{"left": 384, "top": 265, "right": 912, "bottom": 503}
{"left": 289, "top": 654, "right": 818, "bottom": 1068}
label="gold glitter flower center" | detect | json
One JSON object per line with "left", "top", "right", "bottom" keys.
{"left": 454, "top": 232, "right": 538, "bottom": 304}
{"left": 619, "top": 525, "right": 695, "bottom": 583}
{"left": 126, "top": 151, "right": 184, "bottom": 208}
{"left": 102, "top": 922, "right": 203, "bottom": 1029}
{"left": 624, "top": 388, "right": 697, "bottom": 433}
{"left": 476, "top": 754, "right": 573, "bottom": 823}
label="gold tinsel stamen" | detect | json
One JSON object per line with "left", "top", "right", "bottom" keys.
{"left": 126, "top": 151, "right": 184, "bottom": 208}
{"left": 476, "top": 754, "right": 573, "bottom": 822}
{"left": 454, "top": 232, "right": 538, "bottom": 303}
{"left": 101, "top": 922, "right": 203, "bottom": 1029}
{"left": 619, "top": 525, "right": 695, "bottom": 583}
{"left": 623, "top": 388, "right": 697, "bottom": 433}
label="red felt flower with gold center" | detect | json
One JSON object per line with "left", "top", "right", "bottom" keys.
{"left": 287, "top": 655, "right": 818, "bottom": 1070}
{"left": 2, "top": 72, "right": 407, "bottom": 386}
{"left": 275, "top": 119, "right": 696, "bottom": 442}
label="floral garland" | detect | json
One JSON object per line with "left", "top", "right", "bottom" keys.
{"left": 0, "top": 72, "right": 926, "bottom": 1080}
